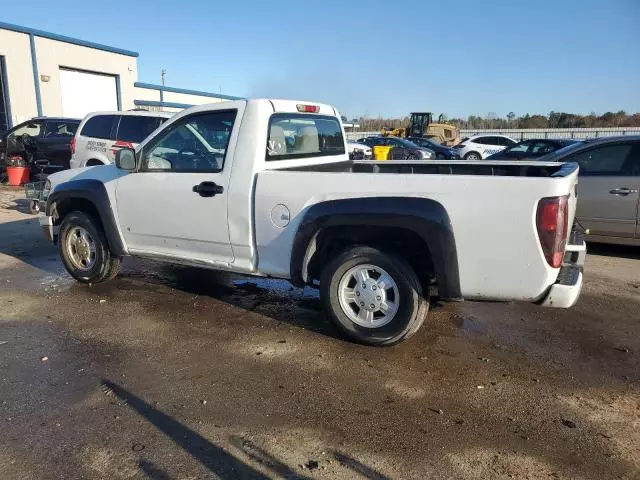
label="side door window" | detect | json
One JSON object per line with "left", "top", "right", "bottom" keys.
{"left": 44, "top": 120, "right": 78, "bottom": 139}
{"left": 80, "top": 115, "right": 116, "bottom": 140}
{"left": 567, "top": 144, "right": 633, "bottom": 176}
{"left": 498, "top": 137, "right": 516, "bottom": 147}
{"left": 116, "top": 116, "right": 163, "bottom": 145}
{"left": 474, "top": 137, "right": 492, "bottom": 145}
{"left": 141, "top": 111, "right": 237, "bottom": 172}
{"left": 40, "top": 120, "right": 79, "bottom": 167}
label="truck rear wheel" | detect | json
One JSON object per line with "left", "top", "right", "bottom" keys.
{"left": 320, "top": 246, "right": 428, "bottom": 346}
{"left": 59, "top": 211, "right": 121, "bottom": 284}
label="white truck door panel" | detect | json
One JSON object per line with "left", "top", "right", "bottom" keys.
{"left": 115, "top": 109, "right": 241, "bottom": 264}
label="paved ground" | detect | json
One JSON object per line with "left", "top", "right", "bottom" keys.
{"left": 0, "top": 186, "right": 638, "bottom": 480}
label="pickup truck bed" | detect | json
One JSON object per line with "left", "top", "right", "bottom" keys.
{"left": 254, "top": 159, "right": 580, "bottom": 303}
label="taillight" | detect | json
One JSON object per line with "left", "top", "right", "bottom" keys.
{"left": 70, "top": 137, "right": 76, "bottom": 155}
{"left": 536, "top": 196, "right": 569, "bottom": 268}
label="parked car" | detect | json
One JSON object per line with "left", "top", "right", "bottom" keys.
{"left": 1, "top": 117, "right": 80, "bottom": 174}
{"left": 40, "top": 99, "right": 584, "bottom": 346}
{"left": 358, "top": 136, "right": 434, "bottom": 159}
{"left": 407, "top": 137, "right": 460, "bottom": 159}
{"left": 487, "top": 139, "right": 581, "bottom": 160}
{"left": 70, "top": 111, "right": 172, "bottom": 168}
{"left": 347, "top": 140, "right": 372, "bottom": 159}
{"left": 452, "top": 134, "right": 517, "bottom": 159}
{"left": 537, "top": 136, "right": 640, "bottom": 246}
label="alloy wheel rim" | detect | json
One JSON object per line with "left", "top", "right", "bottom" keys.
{"left": 337, "top": 264, "right": 400, "bottom": 328}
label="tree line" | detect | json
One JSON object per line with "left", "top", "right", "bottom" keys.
{"left": 352, "top": 110, "right": 640, "bottom": 131}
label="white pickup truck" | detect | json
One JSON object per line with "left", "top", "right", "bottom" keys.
{"left": 40, "top": 99, "right": 586, "bottom": 346}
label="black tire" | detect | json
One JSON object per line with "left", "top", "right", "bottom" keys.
{"left": 406, "top": 153, "right": 418, "bottom": 160}
{"left": 320, "top": 246, "right": 429, "bottom": 346}
{"left": 464, "top": 151, "right": 481, "bottom": 160}
{"left": 59, "top": 211, "right": 120, "bottom": 283}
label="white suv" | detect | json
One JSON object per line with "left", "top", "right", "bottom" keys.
{"left": 453, "top": 134, "right": 517, "bottom": 160}
{"left": 70, "top": 111, "right": 173, "bottom": 168}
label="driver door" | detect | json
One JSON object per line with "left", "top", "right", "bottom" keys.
{"left": 115, "top": 107, "right": 241, "bottom": 265}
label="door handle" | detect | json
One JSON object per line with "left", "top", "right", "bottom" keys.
{"left": 192, "top": 181, "right": 224, "bottom": 197}
{"left": 609, "top": 188, "right": 639, "bottom": 196}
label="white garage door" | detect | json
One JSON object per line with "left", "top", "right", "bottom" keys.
{"left": 60, "top": 68, "right": 118, "bottom": 118}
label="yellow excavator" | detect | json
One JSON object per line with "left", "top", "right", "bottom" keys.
{"left": 381, "top": 112, "right": 460, "bottom": 146}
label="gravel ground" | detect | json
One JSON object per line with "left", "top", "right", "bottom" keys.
{"left": 0, "top": 186, "right": 638, "bottom": 480}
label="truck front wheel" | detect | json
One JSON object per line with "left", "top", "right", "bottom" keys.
{"left": 59, "top": 211, "right": 121, "bottom": 284}
{"left": 320, "top": 246, "right": 429, "bottom": 346}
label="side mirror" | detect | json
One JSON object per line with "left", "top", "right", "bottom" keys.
{"left": 115, "top": 147, "right": 137, "bottom": 171}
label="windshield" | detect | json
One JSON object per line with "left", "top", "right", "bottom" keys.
{"left": 413, "top": 138, "right": 437, "bottom": 148}
{"left": 393, "top": 138, "right": 420, "bottom": 148}
{"left": 424, "top": 135, "right": 443, "bottom": 145}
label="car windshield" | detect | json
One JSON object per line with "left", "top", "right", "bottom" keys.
{"left": 393, "top": 138, "right": 419, "bottom": 148}
{"left": 411, "top": 138, "right": 434, "bottom": 148}
{"left": 424, "top": 136, "right": 443, "bottom": 145}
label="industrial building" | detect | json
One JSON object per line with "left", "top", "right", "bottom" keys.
{"left": 0, "top": 21, "right": 241, "bottom": 131}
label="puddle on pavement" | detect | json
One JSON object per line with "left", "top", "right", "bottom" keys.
{"left": 232, "top": 278, "right": 319, "bottom": 299}
{"left": 452, "top": 313, "right": 485, "bottom": 334}
{"left": 115, "top": 261, "right": 323, "bottom": 315}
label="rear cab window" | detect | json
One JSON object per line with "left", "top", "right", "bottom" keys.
{"left": 81, "top": 115, "right": 116, "bottom": 140}
{"left": 266, "top": 114, "right": 345, "bottom": 161}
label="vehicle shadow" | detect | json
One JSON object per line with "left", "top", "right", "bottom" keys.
{"left": 104, "top": 379, "right": 310, "bottom": 480}
{"left": 0, "top": 217, "right": 62, "bottom": 276}
{"left": 146, "top": 265, "right": 348, "bottom": 342}
{"left": 3, "top": 197, "right": 32, "bottom": 214}
{"left": 138, "top": 459, "right": 172, "bottom": 480}
{"left": 332, "top": 452, "right": 392, "bottom": 480}
{"left": 586, "top": 241, "right": 640, "bottom": 260}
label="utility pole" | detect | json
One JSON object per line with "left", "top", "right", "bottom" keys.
{"left": 161, "top": 69, "right": 166, "bottom": 86}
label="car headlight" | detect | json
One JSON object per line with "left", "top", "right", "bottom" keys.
{"left": 421, "top": 150, "right": 433, "bottom": 159}
{"left": 42, "top": 179, "right": 51, "bottom": 201}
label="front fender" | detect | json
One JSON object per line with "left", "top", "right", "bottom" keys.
{"left": 46, "top": 179, "right": 126, "bottom": 256}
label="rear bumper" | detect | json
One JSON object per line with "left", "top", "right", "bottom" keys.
{"left": 539, "top": 227, "right": 586, "bottom": 308}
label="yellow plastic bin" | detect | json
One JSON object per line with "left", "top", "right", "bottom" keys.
{"left": 373, "top": 145, "right": 392, "bottom": 160}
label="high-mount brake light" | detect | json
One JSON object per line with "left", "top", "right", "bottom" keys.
{"left": 296, "top": 104, "right": 319, "bottom": 113}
